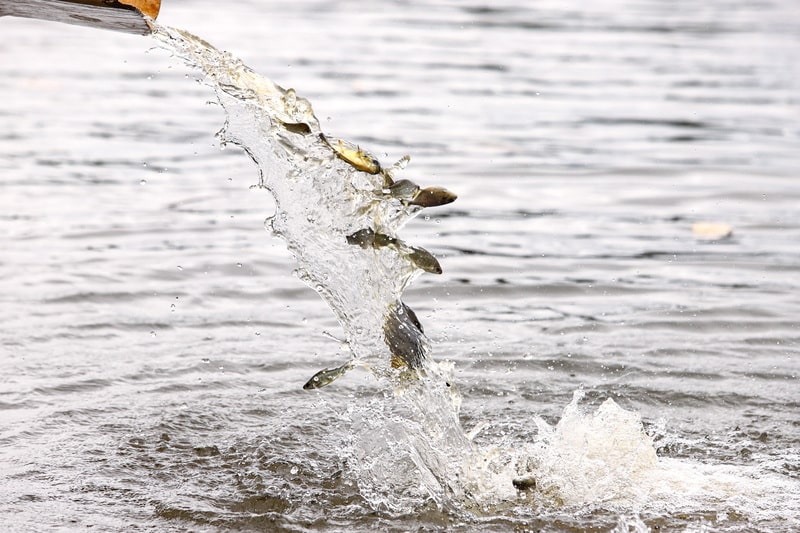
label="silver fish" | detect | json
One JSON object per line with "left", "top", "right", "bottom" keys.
{"left": 346, "top": 228, "right": 376, "bottom": 248}
{"left": 302, "top": 361, "right": 354, "bottom": 390}
{"left": 383, "top": 301, "right": 427, "bottom": 369}
{"left": 406, "top": 246, "right": 442, "bottom": 274}
{"left": 410, "top": 186, "right": 457, "bottom": 208}
{"left": 319, "top": 133, "right": 382, "bottom": 174}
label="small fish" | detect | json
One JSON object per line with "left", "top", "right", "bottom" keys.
{"left": 302, "top": 361, "right": 354, "bottom": 390}
{"left": 346, "top": 228, "right": 376, "bottom": 248}
{"left": 410, "top": 186, "right": 457, "bottom": 208}
{"left": 346, "top": 228, "right": 439, "bottom": 274}
{"left": 406, "top": 246, "right": 442, "bottom": 274}
{"left": 319, "top": 133, "right": 381, "bottom": 174}
{"left": 346, "top": 228, "right": 398, "bottom": 250}
{"left": 383, "top": 302, "right": 427, "bottom": 369}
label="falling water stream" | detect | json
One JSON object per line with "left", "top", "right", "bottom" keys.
{"left": 149, "top": 22, "right": 473, "bottom": 510}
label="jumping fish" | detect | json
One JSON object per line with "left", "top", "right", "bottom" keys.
{"left": 382, "top": 180, "right": 457, "bottom": 209}
{"left": 319, "top": 132, "right": 456, "bottom": 210}
{"left": 409, "top": 186, "right": 457, "bottom": 208}
{"left": 319, "top": 133, "right": 382, "bottom": 175}
{"left": 346, "top": 228, "right": 441, "bottom": 275}
{"left": 302, "top": 299, "right": 426, "bottom": 389}
{"left": 346, "top": 228, "right": 377, "bottom": 248}
{"left": 383, "top": 301, "right": 427, "bottom": 369}
{"left": 302, "top": 361, "right": 355, "bottom": 390}
{"left": 345, "top": 228, "right": 399, "bottom": 250}
{"left": 302, "top": 134, "right": 452, "bottom": 389}
{"left": 405, "top": 246, "right": 442, "bottom": 274}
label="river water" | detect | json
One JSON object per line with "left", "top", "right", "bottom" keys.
{"left": 1, "top": 0, "right": 799, "bottom": 531}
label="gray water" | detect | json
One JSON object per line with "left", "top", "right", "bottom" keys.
{"left": 2, "top": 0, "right": 799, "bottom": 531}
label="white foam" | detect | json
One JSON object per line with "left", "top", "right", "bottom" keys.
{"left": 461, "top": 390, "right": 800, "bottom": 528}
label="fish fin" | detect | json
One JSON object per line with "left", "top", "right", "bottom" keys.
{"left": 390, "top": 353, "right": 406, "bottom": 368}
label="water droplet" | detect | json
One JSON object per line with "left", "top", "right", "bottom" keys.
{"left": 177, "top": 265, "right": 183, "bottom": 271}
{"left": 150, "top": 330, "right": 157, "bottom": 337}
{"left": 139, "top": 179, "right": 147, "bottom": 185}
{"left": 290, "top": 466, "right": 299, "bottom": 475}
{"left": 236, "top": 262, "right": 243, "bottom": 268}
{"left": 255, "top": 331, "right": 261, "bottom": 336}
{"left": 201, "top": 358, "right": 210, "bottom": 364}
{"left": 170, "top": 304, "right": 176, "bottom": 312}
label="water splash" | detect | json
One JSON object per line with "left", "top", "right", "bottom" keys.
{"left": 150, "top": 23, "right": 454, "bottom": 384}
{"left": 462, "top": 390, "right": 800, "bottom": 529}
{"left": 147, "top": 21, "right": 800, "bottom": 528}
{"left": 149, "top": 21, "right": 471, "bottom": 510}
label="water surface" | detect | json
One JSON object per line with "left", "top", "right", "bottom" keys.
{"left": 1, "top": 0, "right": 799, "bottom": 531}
